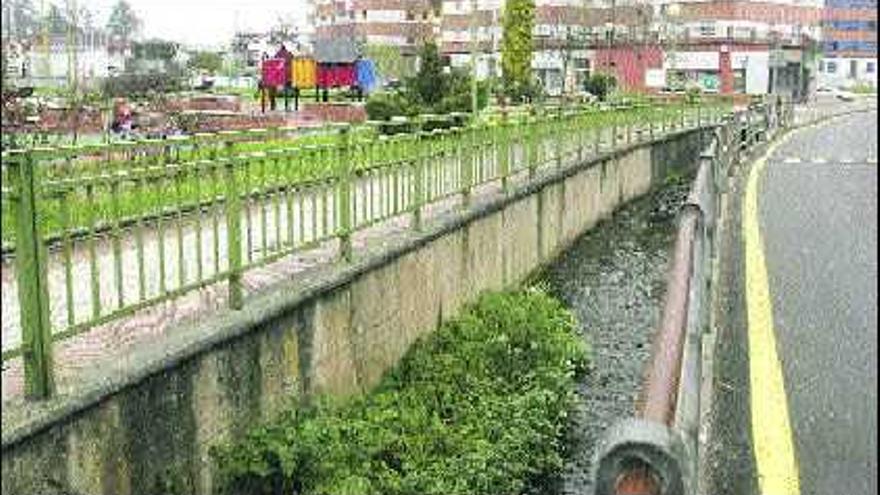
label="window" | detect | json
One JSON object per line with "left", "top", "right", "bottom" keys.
{"left": 699, "top": 22, "right": 716, "bottom": 37}
{"left": 819, "top": 60, "right": 825, "bottom": 72}
{"left": 868, "top": 62, "right": 876, "bottom": 74}
{"left": 850, "top": 59, "right": 858, "bottom": 78}
{"left": 826, "top": 61, "right": 837, "bottom": 73}
{"left": 406, "top": 10, "right": 415, "bottom": 21}
{"left": 733, "top": 69, "right": 746, "bottom": 93}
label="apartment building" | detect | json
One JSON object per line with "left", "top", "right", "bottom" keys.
{"left": 310, "top": 0, "right": 440, "bottom": 55}
{"left": 440, "top": 0, "right": 654, "bottom": 95}
{"left": 647, "top": 0, "right": 824, "bottom": 98}
{"left": 3, "top": 33, "right": 130, "bottom": 88}
{"left": 308, "top": 0, "right": 824, "bottom": 96}
{"left": 818, "top": 0, "right": 877, "bottom": 88}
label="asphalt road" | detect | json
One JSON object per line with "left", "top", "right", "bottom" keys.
{"left": 708, "top": 109, "right": 877, "bottom": 494}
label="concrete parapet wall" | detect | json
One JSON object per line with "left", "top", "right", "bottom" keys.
{"left": 1, "top": 128, "right": 708, "bottom": 495}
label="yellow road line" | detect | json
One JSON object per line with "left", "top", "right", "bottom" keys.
{"left": 743, "top": 133, "right": 801, "bottom": 495}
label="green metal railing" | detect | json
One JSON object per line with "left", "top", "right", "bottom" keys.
{"left": 0, "top": 100, "right": 732, "bottom": 399}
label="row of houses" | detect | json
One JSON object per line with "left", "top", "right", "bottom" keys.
{"left": 2, "top": 29, "right": 304, "bottom": 90}
{"left": 310, "top": 0, "right": 878, "bottom": 94}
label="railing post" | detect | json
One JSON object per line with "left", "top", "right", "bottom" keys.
{"left": 462, "top": 119, "right": 474, "bottom": 206}
{"left": 337, "top": 123, "right": 353, "bottom": 261}
{"left": 528, "top": 106, "right": 538, "bottom": 179}
{"left": 556, "top": 106, "right": 564, "bottom": 168}
{"left": 10, "top": 151, "right": 55, "bottom": 399}
{"left": 611, "top": 106, "right": 618, "bottom": 149}
{"left": 626, "top": 107, "right": 633, "bottom": 144}
{"left": 413, "top": 127, "right": 427, "bottom": 231}
{"left": 500, "top": 108, "right": 510, "bottom": 192}
{"left": 224, "top": 156, "right": 244, "bottom": 310}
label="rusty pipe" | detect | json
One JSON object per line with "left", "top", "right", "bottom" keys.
{"left": 615, "top": 460, "right": 662, "bottom": 495}
{"left": 638, "top": 206, "right": 700, "bottom": 426}
{"left": 605, "top": 208, "right": 700, "bottom": 495}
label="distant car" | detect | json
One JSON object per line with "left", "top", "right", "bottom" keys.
{"left": 816, "top": 86, "right": 856, "bottom": 101}
{"left": 194, "top": 78, "right": 215, "bottom": 91}
{"left": 834, "top": 89, "right": 856, "bottom": 101}
{"left": 383, "top": 79, "right": 403, "bottom": 91}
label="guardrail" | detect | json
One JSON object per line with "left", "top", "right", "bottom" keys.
{"left": 591, "top": 97, "right": 790, "bottom": 495}
{"left": 1, "top": 100, "right": 732, "bottom": 400}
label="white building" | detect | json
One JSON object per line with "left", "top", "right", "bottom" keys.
{"left": 817, "top": 57, "right": 877, "bottom": 88}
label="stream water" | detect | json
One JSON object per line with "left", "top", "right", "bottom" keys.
{"left": 540, "top": 174, "right": 693, "bottom": 495}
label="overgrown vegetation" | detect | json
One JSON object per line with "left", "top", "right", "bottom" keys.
{"left": 211, "top": 289, "right": 589, "bottom": 495}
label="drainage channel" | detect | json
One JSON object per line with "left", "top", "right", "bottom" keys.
{"left": 539, "top": 173, "right": 694, "bottom": 495}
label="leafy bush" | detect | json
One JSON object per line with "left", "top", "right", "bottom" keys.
{"left": 583, "top": 73, "right": 617, "bottom": 102}
{"left": 685, "top": 87, "right": 702, "bottom": 104}
{"left": 432, "top": 69, "right": 491, "bottom": 115}
{"left": 102, "top": 71, "right": 185, "bottom": 98}
{"left": 850, "top": 83, "right": 877, "bottom": 94}
{"left": 211, "top": 288, "right": 589, "bottom": 495}
{"left": 364, "top": 91, "right": 419, "bottom": 121}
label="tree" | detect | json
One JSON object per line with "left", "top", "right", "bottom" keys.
{"left": 412, "top": 41, "right": 445, "bottom": 106}
{"left": 365, "top": 44, "right": 412, "bottom": 82}
{"left": 270, "top": 13, "right": 298, "bottom": 46}
{"left": 46, "top": 3, "right": 68, "bottom": 35}
{"left": 106, "top": 0, "right": 140, "bottom": 40}
{"left": 501, "top": 0, "right": 535, "bottom": 100}
{"left": 7, "top": 0, "right": 38, "bottom": 40}
{"left": 187, "top": 51, "right": 223, "bottom": 75}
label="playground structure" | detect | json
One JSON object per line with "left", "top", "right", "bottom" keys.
{"left": 259, "top": 41, "right": 378, "bottom": 113}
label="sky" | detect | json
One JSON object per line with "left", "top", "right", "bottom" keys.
{"left": 79, "top": 0, "right": 311, "bottom": 49}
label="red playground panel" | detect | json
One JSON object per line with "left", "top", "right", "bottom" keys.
{"left": 262, "top": 58, "right": 287, "bottom": 86}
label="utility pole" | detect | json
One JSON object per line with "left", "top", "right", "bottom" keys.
{"left": 470, "top": 0, "right": 478, "bottom": 114}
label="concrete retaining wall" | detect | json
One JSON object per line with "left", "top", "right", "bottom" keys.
{"left": 1, "top": 128, "right": 708, "bottom": 495}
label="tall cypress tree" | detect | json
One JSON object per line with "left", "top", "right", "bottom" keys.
{"left": 501, "top": 0, "right": 535, "bottom": 100}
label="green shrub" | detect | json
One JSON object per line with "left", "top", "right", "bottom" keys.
{"left": 685, "top": 87, "right": 702, "bottom": 104}
{"left": 850, "top": 83, "right": 877, "bottom": 94}
{"left": 364, "top": 91, "right": 418, "bottom": 121}
{"left": 433, "top": 69, "right": 491, "bottom": 115}
{"left": 583, "top": 73, "right": 617, "bottom": 102}
{"left": 211, "top": 288, "right": 589, "bottom": 495}
{"left": 102, "top": 71, "right": 185, "bottom": 98}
